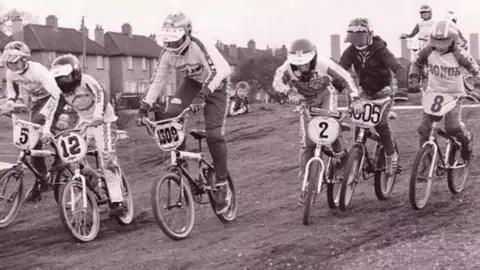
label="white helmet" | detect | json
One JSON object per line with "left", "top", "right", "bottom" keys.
{"left": 159, "top": 12, "right": 192, "bottom": 54}
{"left": 0, "top": 41, "right": 31, "bottom": 74}
{"left": 445, "top": 11, "right": 458, "bottom": 24}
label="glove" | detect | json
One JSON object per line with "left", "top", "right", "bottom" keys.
{"left": 91, "top": 116, "right": 103, "bottom": 127}
{"left": 39, "top": 127, "right": 53, "bottom": 144}
{"left": 135, "top": 102, "right": 151, "bottom": 127}
{"left": 351, "top": 96, "right": 364, "bottom": 115}
{"left": 190, "top": 94, "right": 206, "bottom": 113}
{"left": 1, "top": 100, "right": 14, "bottom": 115}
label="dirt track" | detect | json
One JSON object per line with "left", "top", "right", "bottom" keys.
{"left": 1, "top": 102, "right": 480, "bottom": 270}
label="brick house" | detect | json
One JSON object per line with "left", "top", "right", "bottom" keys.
{"left": 102, "top": 23, "right": 178, "bottom": 109}
{"left": 10, "top": 15, "right": 110, "bottom": 97}
{"left": 0, "top": 32, "right": 14, "bottom": 97}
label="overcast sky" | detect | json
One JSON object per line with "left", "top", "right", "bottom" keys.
{"left": 4, "top": 0, "right": 480, "bottom": 56}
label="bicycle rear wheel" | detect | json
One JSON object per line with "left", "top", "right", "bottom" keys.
{"left": 447, "top": 143, "right": 469, "bottom": 194}
{"left": 409, "top": 145, "right": 435, "bottom": 210}
{"left": 59, "top": 180, "right": 100, "bottom": 242}
{"left": 339, "top": 145, "right": 363, "bottom": 211}
{"left": 374, "top": 141, "right": 399, "bottom": 200}
{"left": 326, "top": 160, "right": 341, "bottom": 209}
{"left": 151, "top": 172, "right": 195, "bottom": 240}
{"left": 206, "top": 171, "right": 237, "bottom": 223}
{"left": 0, "top": 168, "right": 24, "bottom": 229}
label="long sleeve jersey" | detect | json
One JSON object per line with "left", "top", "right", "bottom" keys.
{"left": 142, "top": 34, "right": 231, "bottom": 106}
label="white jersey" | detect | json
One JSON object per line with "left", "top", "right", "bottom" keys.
{"left": 6, "top": 61, "right": 62, "bottom": 102}
{"left": 418, "top": 19, "right": 436, "bottom": 40}
{"left": 62, "top": 74, "right": 117, "bottom": 123}
{"left": 143, "top": 33, "right": 231, "bottom": 106}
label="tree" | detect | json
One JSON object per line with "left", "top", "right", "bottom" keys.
{"left": 233, "top": 54, "right": 284, "bottom": 100}
{"left": 0, "top": 6, "right": 38, "bottom": 35}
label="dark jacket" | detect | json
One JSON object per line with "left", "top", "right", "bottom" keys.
{"left": 338, "top": 36, "right": 407, "bottom": 95}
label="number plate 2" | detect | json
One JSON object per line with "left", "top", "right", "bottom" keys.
{"left": 307, "top": 116, "right": 340, "bottom": 145}
{"left": 56, "top": 133, "right": 88, "bottom": 163}
{"left": 153, "top": 121, "right": 185, "bottom": 151}
{"left": 350, "top": 100, "right": 385, "bottom": 128}
{"left": 13, "top": 119, "right": 41, "bottom": 150}
{"left": 422, "top": 92, "right": 458, "bottom": 116}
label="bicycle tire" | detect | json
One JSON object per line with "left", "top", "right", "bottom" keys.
{"left": 409, "top": 144, "right": 435, "bottom": 210}
{"left": 447, "top": 143, "right": 469, "bottom": 194}
{"left": 206, "top": 171, "right": 237, "bottom": 223}
{"left": 115, "top": 170, "right": 135, "bottom": 225}
{"left": 374, "top": 141, "right": 399, "bottom": 200}
{"left": 58, "top": 180, "right": 100, "bottom": 242}
{"left": 302, "top": 160, "right": 321, "bottom": 225}
{"left": 339, "top": 145, "right": 363, "bottom": 211}
{"left": 0, "top": 168, "right": 24, "bottom": 229}
{"left": 326, "top": 160, "right": 340, "bottom": 209}
{"left": 151, "top": 172, "right": 195, "bottom": 241}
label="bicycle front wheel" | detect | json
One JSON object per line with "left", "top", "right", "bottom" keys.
{"left": 151, "top": 173, "right": 195, "bottom": 240}
{"left": 409, "top": 145, "right": 435, "bottom": 210}
{"left": 339, "top": 145, "right": 363, "bottom": 211}
{"left": 115, "top": 170, "right": 135, "bottom": 225}
{"left": 0, "top": 168, "right": 24, "bottom": 229}
{"left": 303, "top": 160, "right": 321, "bottom": 225}
{"left": 59, "top": 180, "right": 100, "bottom": 242}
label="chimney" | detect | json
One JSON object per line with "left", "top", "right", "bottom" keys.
{"left": 80, "top": 26, "right": 89, "bottom": 40}
{"left": 46, "top": 15, "right": 58, "bottom": 30}
{"left": 11, "top": 15, "right": 23, "bottom": 41}
{"left": 121, "top": 23, "right": 132, "bottom": 38}
{"left": 148, "top": 34, "right": 157, "bottom": 43}
{"left": 223, "top": 44, "right": 229, "bottom": 54}
{"left": 94, "top": 25, "right": 105, "bottom": 47}
{"left": 400, "top": 38, "right": 410, "bottom": 61}
{"left": 469, "top": 33, "right": 479, "bottom": 60}
{"left": 229, "top": 44, "right": 238, "bottom": 60}
{"left": 215, "top": 40, "right": 224, "bottom": 50}
{"left": 330, "top": 34, "right": 341, "bottom": 62}
{"left": 247, "top": 39, "right": 256, "bottom": 50}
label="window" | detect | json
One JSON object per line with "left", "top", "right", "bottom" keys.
{"left": 127, "top": 56, "right": 133, "bottom": 70}
{"left": 0, "top": 53, "right": 3, "bottom": 67}
{"left": 142, "top": 57, "right": 147, "bottom": 71}
{"left": 154, "top": 58, "right": 159, "bottom": 68}
{"left": 48, "top": 52, "right": 56, "bottom": 63}
{"left": 96, "top": 56, "right": 104, "bottom": 69}
{"left": 139, "top": 81, "right": 148, "bottom": 93}
{"left": 123, "top": 80, "right": 137, "bottom": 93}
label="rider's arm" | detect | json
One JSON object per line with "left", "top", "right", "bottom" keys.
{"left": 5, "top": 71, "right": 19, "bottom": 102}
{"left": 195, "top": 37, "right": 232, "bottom": 95}
{"left": 457, "top": 29, "right": 468, "bottom": 49}
{"left": 407, "top": 24, "right": 420, "bottom": 38}
{"left": 84, "top": 74, "right": 107, "bottom": 118}
{"left": 272, "top": 61, "right": 290, "bottom": 93}
{"left": 380, "top": 47, "right": 408, "bottom": 89}
{"left": 409, "top": 46, "right": 432, "bottom": 79}
{"left": 318, "top": 56, "right": 359, "bottom": 97}
{"left": 453, "top": 48, "right": 480, "bottom": 77}
{"left": 142, "top": 50, "right": 171, "bottom": 107}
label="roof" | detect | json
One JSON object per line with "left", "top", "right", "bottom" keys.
{"left": 104, "top": 32, "right": 161, "bottom": 58}
{"left": 238, "top": 47, "right": 268, "bottom": 59}
{"left": 217, "top": 47, "right": 239, "bottom": 66}
{"left": 23, "top": 24, "right": 107, "bottom": 55}
{"left": 0, "top": 32, "right": 14, "bottom": 49}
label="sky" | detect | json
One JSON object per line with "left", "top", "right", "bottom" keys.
{"left": 3, "top": 0, "right": 480, "bottom": 57}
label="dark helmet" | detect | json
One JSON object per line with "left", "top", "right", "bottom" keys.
{"left": 345, "top": 17, "right": 374, "bottom": 50}
{"left": 50, "top": 54, "right": 82, "bottom": 93}
{"left": 287, "top": 38, "right": 317, "bottom": 81}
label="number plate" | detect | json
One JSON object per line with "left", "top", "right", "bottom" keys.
{"left": 56, "top": 133, "right": 88, "bottom": 163}
{"left": 12, "top": 118, "right": 41, "bottom": 150}
{"left": 307, "top": 116, "right": 340, "bottom": 145}
{"left": 350, "top": 100, "right": 386, "bottom": 129}
{"left": 422, "top": 92, "right": 458, "bottom": 116}
{"left": 153, "top": 121, "right": 185, "bottom": 151}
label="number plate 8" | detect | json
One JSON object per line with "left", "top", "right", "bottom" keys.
{"left": 422, "top": 92, "right": 458, "bottom": 116}
{"left": 56, "top": 133, "right": 88, "bottom": 163}
{"left": 13, "top": 119, "right": 41, "bottom": 150}
{"left": 153, "top": 121, "right": 185, "bottom": 151}
{"left": 307, "top": 116, "right": 340, "bottom": 145}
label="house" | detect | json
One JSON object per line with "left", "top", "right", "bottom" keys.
{"left": 0, "top": 31, "right": 14, "bottom": 97}
{"left": 215, "top": 43, "right": 240, "bottom": 77}
{"left": 10, "top": 15, "right": 111, "bottom": 97}
{"left": 102, "top": 23, "right": 178, "bottom": 109}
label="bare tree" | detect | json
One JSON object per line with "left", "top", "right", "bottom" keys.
{"left": 0, "top": 5, "right": 38, "bottom": 35}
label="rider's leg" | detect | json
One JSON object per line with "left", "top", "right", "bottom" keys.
{"left": 92, "top": 122, "right": 125, "bottom": 216}
{"left": 373, "top": 101, "right": 398, "bottom": 176}
{"left": 416, "top": 113, "right": 434, "bottom": 148}
{"left": 203, "top": 81, "right": 230, "bottom": 214}
{"left": 444, "top": 103, "right": 473, "bottom": 161}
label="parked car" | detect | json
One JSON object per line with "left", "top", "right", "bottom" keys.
{"left": 0, "top": 98, "right": 28, "bottom": 113}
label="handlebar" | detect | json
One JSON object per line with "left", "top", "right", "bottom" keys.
{"left": 141, "top": 107, "right": 190, "bottom": 126}
{"left": 294, "top": 102, "right": 352, "bottom": 123}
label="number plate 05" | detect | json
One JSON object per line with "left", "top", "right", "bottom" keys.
{"left": 350, "top": 101, "right": 384, "bottom": 128}
{"left": 154, "top": 121, "right": 185, "bottom": 151}
{"left": 422, "top": 92, "right": 457, "bottom": 116}
{"left": 307, "top": 116, "right": 340, "bottom": 145}
{"left": 13, "top": 121, "right": 41, "bottom": 150}
{"left": 56, "top": 133, "right": 88, "bottom": 163}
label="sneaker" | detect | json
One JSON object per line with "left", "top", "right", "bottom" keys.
{"left": 461, "top": 132, "right": 474, "bottom": 162}
{"left": 25, "top": 176, "right": 49, "bottom": 203}
{"left": 214, "top": 181, "right": 230, "bottom": 214}
{"left": 394, "top": 88, "right": 409, "bottom": 102}
{"left": 386, "top": 152, "right": 399, "bottom": 177}
{"left": 109, "top": 202, "right": 126, "bottom": 217}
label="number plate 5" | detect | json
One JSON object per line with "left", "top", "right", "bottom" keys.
{"left": 56, "top": 133, "right": 88, "bottom": 163}
{"left": 350, "top": 101, "right": 384, "bottom": 128}
{"left": 154, "top": 121, "right": 185, "bottom": 151}
{"left": 422, "top": 92, "right": 458, "bottom": 116}
{"left": 13, "top": 119, "right": 41, "bottom": 150}
{"left": 307, "top": 116, "right": 340, "bottom": 145}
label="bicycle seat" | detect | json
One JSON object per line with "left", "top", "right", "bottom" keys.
{"left": 341, "top": 122, "right": 351, "bottom": 132}
{"left": 190, "top": 129, "right": 206, "bottom": 140}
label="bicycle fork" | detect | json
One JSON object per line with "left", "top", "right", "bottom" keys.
{"left": 422, "top": 123, "right": 441, "bottom": 178}
{"left": 301, "top": 145, "right": 325, "bottom": 195}
{"left": 70, "top": 163, "right": 88, "bottom": 211}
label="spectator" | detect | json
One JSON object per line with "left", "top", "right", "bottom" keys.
{"left": 228, "top": 81, "right": 251, "bottom": 116}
